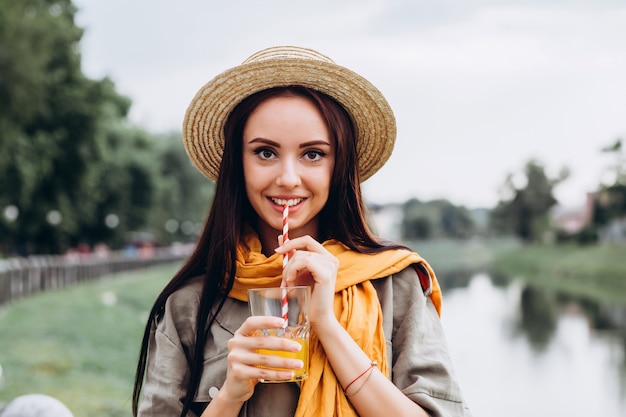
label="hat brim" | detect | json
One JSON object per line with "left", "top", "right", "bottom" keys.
{"left": 183, "top": 54, "right": 396, "bottom": 182}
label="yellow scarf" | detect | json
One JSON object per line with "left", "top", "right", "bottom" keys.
{"left": 229, "top": 233, "right": 441, "bottom": 417}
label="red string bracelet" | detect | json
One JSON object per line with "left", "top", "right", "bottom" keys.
{"left": 343, "top": 360, "right": 377, "bottom": 395}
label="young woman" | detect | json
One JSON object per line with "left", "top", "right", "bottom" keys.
{"left": 132, "top": 46, "right": 472, "bottom": 417}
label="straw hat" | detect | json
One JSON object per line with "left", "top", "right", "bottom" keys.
{"left": 182, "top": 46, "right": 396, "bottom": 182}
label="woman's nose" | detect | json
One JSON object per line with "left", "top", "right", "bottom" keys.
{"left": 276, "top": 159, "right": 301, "bottom": 188}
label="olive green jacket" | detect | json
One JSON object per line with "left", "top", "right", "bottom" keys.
{"left": 138, "top": 266, "right": 472, "bottom": 417}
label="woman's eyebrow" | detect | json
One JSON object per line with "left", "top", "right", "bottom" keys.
{"left": 300, "top": 140, "right": 331, "bottom": 148}
{"left": 247, "top": 138, "right": 330, "bottom": 148}
{"left": 248, "top": 137, "right": 279, "bottom": 146}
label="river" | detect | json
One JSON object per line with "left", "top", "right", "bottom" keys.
{"left": 440, "top": 272, "right": 626, "bottom": 417}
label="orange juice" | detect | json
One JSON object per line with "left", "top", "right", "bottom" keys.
{"left": 248, "top": 286, "right": 311, "bottom": 383}
{"left": 257, "top": 336, "right": 309, "bottom": 381}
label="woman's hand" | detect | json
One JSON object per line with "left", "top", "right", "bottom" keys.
{"left": 276, "top": 235, "right": 339, "bottom": 328}
{"left": 219, "top": 316, "right": 303, "bottom": 404}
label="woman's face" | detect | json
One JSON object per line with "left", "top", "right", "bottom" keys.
{"left": 243, "top": 95, "right": 334, "bottom": 244}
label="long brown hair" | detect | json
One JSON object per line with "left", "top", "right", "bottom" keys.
{"left": 132, "top": 86, "right": 400, "bottom": 417}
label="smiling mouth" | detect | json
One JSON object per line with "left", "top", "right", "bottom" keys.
{"left": 270, "top": 197, "right": 304, "bottom": 207}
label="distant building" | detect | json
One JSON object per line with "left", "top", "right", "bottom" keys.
{"left": 552, "top": 192, "right": 626, "bottom": 243}
{"left": 551, "top": 193, "right": 594, "bottom": 234}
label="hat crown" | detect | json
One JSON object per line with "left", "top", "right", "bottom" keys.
{"left": 242, "top": 46, "right": 335, "bottom": 65}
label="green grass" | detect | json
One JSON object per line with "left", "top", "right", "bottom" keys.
{"left": 406, "top": 237, "right": 521, "bottom": 272}
{"left": 492, "top": 243, "right": 626, "bottom": 304}
{"left": 406, "top": 239, "right": 626, "bottom": 304}
{"left": 0, "top": 263, "right": 179, "bottom": 417}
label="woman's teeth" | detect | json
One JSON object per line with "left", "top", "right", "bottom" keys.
{"left": 271, "top": 198, "right": 302, "bottom": 207}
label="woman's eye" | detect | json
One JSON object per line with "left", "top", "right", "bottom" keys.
{"left": 254, "top": 148, "right": 276, "bottom": 160}
{"left": 303, "top": 150, "right": 325, "bottom": 161}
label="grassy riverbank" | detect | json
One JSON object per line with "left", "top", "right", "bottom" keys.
{"left": 492, "top": 243, "right": 626, "bottom": 304}
{"left": 410, "top": 238, "right": 626, "bottom": 304}
{"left": 0, "top": 263, "right": 178, "bottom": 417}
{"left": 407, "top": 237, "right": 521, "bottom": 272}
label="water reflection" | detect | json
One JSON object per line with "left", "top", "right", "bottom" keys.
{"left": 516, "top": 286, "right": 558, "bottom": 351}
{"left": 438, "top": 271, "right": 626, "bottom": 417}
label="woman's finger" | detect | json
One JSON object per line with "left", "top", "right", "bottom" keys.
{"left": 282, "top": 250, "right": 338, "bottom": 285}
{"left": 228, "top": 322, "right": 304, "bottom": 384}
{"left": 235, "top": 316, "right": 286, "bottom": 337}
{"left": 276, "top": 235, "right": 325, "bottom": 254}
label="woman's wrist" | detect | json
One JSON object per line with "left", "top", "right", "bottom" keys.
{"left": 343, "top": 361, "right": 377, "bottom": 395}
{"left": 203, "top": 385, "right": 246, "bottom": 415}
{"left": 310, "top": 313, "right": 342, "bottom": 338}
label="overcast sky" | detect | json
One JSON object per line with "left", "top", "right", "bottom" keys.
{"left": 73, "top": 0, "right": 626, "bottom": 209}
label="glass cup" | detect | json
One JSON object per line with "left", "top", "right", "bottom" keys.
{"left": 247, "top": 286, "right": 311, "bottom": 382}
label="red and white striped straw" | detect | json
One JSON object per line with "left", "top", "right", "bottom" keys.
{"left": 282, "top": 203, "right": 290, "bottom": 268}
{"left": 281, "top": 204, "right": 289, "bottom": 326}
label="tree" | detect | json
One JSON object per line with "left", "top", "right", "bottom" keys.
{"left": 80, "top": 123, "right": 160, "bottom": 249}
{"left": 148, "top": 132, "right": 214, "bottom": 244}
{"left": 401, "top": 198, "right": 474, "bottom": 240}
{"left": 0, "top": 0, "right": 158, "bottom": 254}
{"left": 491, "top": 160, "right": 568, "bottom": 243}
{"left": 576, "top": 138, "right": 626, "bottom": 244}
{"left": 401, "top": 198, "right": 434, "bottom": 240}
{"left": 594, "top": 138, "right": 626, "bottom": 224}
{"left": 439, "top": 201, "right": 473, "bottom": 239}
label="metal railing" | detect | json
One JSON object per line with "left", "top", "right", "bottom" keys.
{"left": 0, "top": 244, "right": 193, "bottom": 308}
